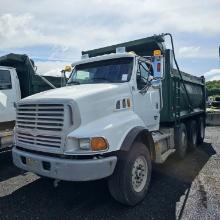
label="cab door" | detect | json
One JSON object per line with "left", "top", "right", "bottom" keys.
{"left": 0, "top": 68, "right": 20, "bottom": 123}
{"left": 131, "top": 59, "right": 160, "bottom": 131}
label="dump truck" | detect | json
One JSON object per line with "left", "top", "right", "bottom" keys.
{"left": 12, "top": 34, "right": 206, "bottom": 205}
{"left": 0, "top": 53, "right": 62, "bottom": 149}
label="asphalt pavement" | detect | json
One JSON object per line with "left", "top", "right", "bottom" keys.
{"left": 0, "top": 127, "right": 219, "bottom": 220}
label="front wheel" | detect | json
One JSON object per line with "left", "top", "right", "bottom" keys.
{"left": 108, "top": 142, "right": 152, "bottom": 206}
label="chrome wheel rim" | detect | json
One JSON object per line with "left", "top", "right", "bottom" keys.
{"left": 132, "top": 156, "right": 148, "bottom": 193}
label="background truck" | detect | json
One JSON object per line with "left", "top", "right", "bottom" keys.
{"left": 12, "top": 34, "right": 206, "bottom": 206}
{"left": 0, "top": 53, "right": 62, "bottom": 149}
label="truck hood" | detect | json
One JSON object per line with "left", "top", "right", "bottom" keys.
{"left": 23, "top": 83, "right": 129, "bottom": 101}
{"left": 22, "top": 83, "right": 132, "bottom": 126}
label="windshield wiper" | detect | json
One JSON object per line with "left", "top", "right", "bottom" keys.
{"left": 92, "top": 78, "right": 113, "bottom": 83}
{"left": 67, "top": 80, "right": 80, "bottom": 85}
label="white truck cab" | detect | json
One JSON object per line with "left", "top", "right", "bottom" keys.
{"left": 12, "top": 35, "right": 206, "bottom": 206}
{"left": 0, "top": 66, "right": 21, "bottom": 149}
{"left": 0, "top": 66, "right": 21, "bottom": 123}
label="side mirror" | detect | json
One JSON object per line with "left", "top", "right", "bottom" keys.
{"left": 61, "top": 66, "right": 72, "bottom": 87}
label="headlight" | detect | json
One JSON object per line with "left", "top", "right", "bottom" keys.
{"left": 79, "top": 138, "right": 90, "bottom": 150}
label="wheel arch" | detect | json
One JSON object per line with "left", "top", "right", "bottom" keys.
{"left": 120, "top": 126, "right": 155, "bottom": 161}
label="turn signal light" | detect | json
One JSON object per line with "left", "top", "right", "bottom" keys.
{"left": 91, "top": 137, "right": 108, "bottom": 151}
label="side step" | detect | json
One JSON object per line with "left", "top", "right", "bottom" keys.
{"left": 158, "top": 149, "right": 175, "bottom": 163}
{"left": 152, "top": 128, "right": 176, "bottom": 164}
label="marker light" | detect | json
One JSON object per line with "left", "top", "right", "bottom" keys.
{"left": 128, "top": 51, "right": 136, "bottom": 55}
{"left": 153, "top": 50, "right": 161, "bottom": 56}
{"left": 127, "top": 98, "right": 131, "bottom": 108}
{"left": 116, "top": 47, "right": 126, "bottom": 53}
{"left": 91, "top": 137, "right": 108, "bottom": 151}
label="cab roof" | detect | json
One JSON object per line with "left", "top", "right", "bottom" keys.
{"left": 71, "top": 53, "right": 135, "bottom": 67}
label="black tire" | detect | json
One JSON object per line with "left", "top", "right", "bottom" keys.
{"left": 174, "top": 123, "right": 188, "bottom": 159}
{"left": 108, "top": 142, "right": 152, "bottom": 206}
{"left": 197, "top": 117, "right": 205, "bottom": 144}
{"left": 188, "top": 120, "right": 198, "bottom": 150}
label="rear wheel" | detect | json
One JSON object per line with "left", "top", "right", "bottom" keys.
{"left": 188, "top": 120, "right": 198, "bottom": 150}
{"left": 197, "top": 117, "right": 205, "bottom": 144}
{"left": 175, "top": 123, "right": 188, "bottom": 159}
{"left": 108, "top": 142, "right": 151, "bottom": 206}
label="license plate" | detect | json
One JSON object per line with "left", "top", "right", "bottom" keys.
{"left": 26, "top": 158, "right": 38, "bottom": 168}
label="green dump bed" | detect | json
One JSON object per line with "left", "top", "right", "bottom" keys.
{"left": 83, "top": 35, "right": 206, "bottom": 124}
{"left": 31, "top": 75, "right": 62, "bottom": 95}
{"left": 0, "top": 53, "right": 62, "bottom": 98}
{"left": 160, "top": 51, "right": 206, "bottom": 123}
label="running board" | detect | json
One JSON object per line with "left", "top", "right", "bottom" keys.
{"left": 156, "top": 149, "right": 176, "bottom": 163}
{"left": 152, "top": 128, "right": 175, "bottom": 164}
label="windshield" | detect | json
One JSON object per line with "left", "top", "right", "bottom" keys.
{"left": 67, "top": 57, "right": 133, "bottom": 85}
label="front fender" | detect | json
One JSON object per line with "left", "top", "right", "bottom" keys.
{"left": 67, "top": 110, "right": 145, "bottom": 153}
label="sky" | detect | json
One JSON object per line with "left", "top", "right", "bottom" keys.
{"left": 0, "top": 0, "right": 220, "bottom": 81}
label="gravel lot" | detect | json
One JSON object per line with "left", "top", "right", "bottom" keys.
{"left": 0, "top": 127, "right": 219, "bottom": 220}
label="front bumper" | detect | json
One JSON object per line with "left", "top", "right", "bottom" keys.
{"left": 12, "top": 147, "right": 117, "bottom": 181}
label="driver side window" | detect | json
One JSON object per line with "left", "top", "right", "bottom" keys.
{"left": 0, "top": 70, "right": 12, "bottom": 90}
{"left": 137, "top": 62, "right": 149, "bottom": 90}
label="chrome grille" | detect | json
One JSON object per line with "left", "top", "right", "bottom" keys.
{"left": 17, "top": 132, "right": 61, "bottom": 148}
{"left": 16, "top": 103, "right": 65, "bottom": 150}
{"left": 16, "top": 104, "right": 64, "bottom": 131}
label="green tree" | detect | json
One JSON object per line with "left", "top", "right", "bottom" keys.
{"left": 206, "top": 80, "right": 220, "bottom": 96}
